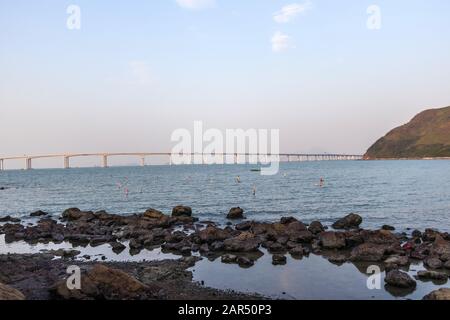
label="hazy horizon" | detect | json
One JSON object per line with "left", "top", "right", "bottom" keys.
{"left": 1, "top": 0, "right": 450, "bottom": 168}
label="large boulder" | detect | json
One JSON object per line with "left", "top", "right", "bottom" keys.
{"left": 51, "top": 264, "right": 158, "bottom": 300}
{"left": 308, "top": 221, "right": 325, "bottom": 234}
{"left": 227, "top": 207, "right": 245, "bottom": 220}
{"left": 0, "top": 283, "right": 25, "bottom": 300}
{"left": 423, "top": 288, "right": 450, "bottom": 300}
{"left": 143, "top": 208, "right": 165, "bottom": 219}
{"left": 30, "top": 210, "right": 49, "bottom": 217}
{"left": 417, "top": 271, "right": 448, "bottom": 281}
{"left": 385, "top": 270, "right": 417, "bottom": 289}
{"left": 319, "top": 231, "right": 346, "bottom": 249}
{"left": 223, "top": 232, "right": 261, "bottom": 252}
{"left": 360, "top": 230, "right": 400, "bottom": 245}
{"left": 350, "top": 243, "right": 387, "bottom": 262}
{"left": 332, "top": 213, "right": 362, "bottom": 229}
{"left": 197, "top": 226, "right": 231, "bottom": 244}
{"left": 62, "top": 208, "right": 95, "bottom": 221}
{"left": 172, "top": 206, "right": 192, "bottom": 217}
{"left": 430, "top": 235, "right": 450, "bottom": 257}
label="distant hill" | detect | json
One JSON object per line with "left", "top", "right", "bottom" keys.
{"left": 364, "top": 106, "right": 450, "bottom": 159}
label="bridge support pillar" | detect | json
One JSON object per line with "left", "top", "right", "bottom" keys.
{"left": 0, "top": 159, "right": 3, "bottom": 171}
{"left": 26, "top": 158, "right": 32, "bottom": 170}
{"left": 64, "top": 157, "right": 70, "bottom": 169}
{"left": 141, "top": 157, "right": 145, "bottom": 167}
{"left": 102, "top": 155, "right": 108, "bottom": 168}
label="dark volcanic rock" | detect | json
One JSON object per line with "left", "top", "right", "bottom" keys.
{"left": 236, "top": 256, "right": 254, "bottom": 268}
{"left": 417, "top": 271, "right": 448, "bottom": 281}
{"left": 308, "top": 221, "right": 325, "bottom": 234}
{"left": 385, "top": 270, "right": 417, "bottom": 289}
{"left": 143, "top": 208, "right": 165, "bottom": 219}
{"left": 332, "top": 213, "right": 362, "bottom": 230}
{"left": 423, "top": 288, "right": 450, "bottom": 300}
{"left": 319, "top": 231, "right": 346, "bottom": 249}
{"left": 172, "top": 206, "right": 192, "bottom": 217}
{"left": 382, "top": 225, "right": 396, "bottom": 231}
{"left": 30, "top": 210, "right": 49, "bottom": 217}
{"left": 235, "top": 221, "right": 252, "bottom": 231}
{"left": 223, "top": 232, "right": 261, "bottom": 252}
{"left": 350, "top": 243, "right": 387, "bottom": 262}
{"left": 424, "top": 257, "right": 443, "bottom": 269}
{"left": 272, "top": 254, "right": 287, "bottom": 265}
{"left": 51, "top": 264, "right": 159, "bottom": 300}
{"left": 227, "top": 207, "right": 245, "bottom": 220}
{"left": 221, "top": 254, "right": 237, "bottom": 264}
{"left": 0, "top": 216, "right": 21, "bottom": 223}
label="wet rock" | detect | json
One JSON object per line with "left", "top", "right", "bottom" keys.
{"left": 227, "top": 207, "right": 245, "bottom": 220}
{"left": 0, "top": 216, "right": 21, "bottom": 223}
{"left": 197, "top": 226, "right": 230, "bottom": 244}
{"left": 48, "top": 249, "right": 81, "bottom": 259}
{"left": 441, "top": 253, "right": 450, "bottom": 262}
{"left": 350, "top": 243, "right": 387, "bottom": 262}
{"left": 0, "top": 282, "right": 25, "bottom": 300}
{"left": 422, "top": 229, "right": 441, "bottom": 242}
{"left": 382, "top": 225, "right": 395, "bottom": 231}
{"left": 129, "top": 238, "right": 143, "bottom": 250}
{"left": 272, "top": 254, "right": 287, "bottom": 265}
{"left": 424, "top": 257, "right": 443, "bottom": 269}
{"left": 280, "top": 217, "right": 297, "bottom": 224}
{"left": 62, "top": 208, "right": 95, "bottom": 221}
{"left": 143, "top": 208, "right": 165, "bottom": 219}
{"left": 235, "top": 221, "right": 252, "bottom": 231}
{"left": 268, "top": 242, "right": 285, "bottom": 253}
{"left": 180, "top": 246, "right": 192, "bottom": 256}
{"left": 384, "top": 255, "right": 409, "bottom": 267}
{"left": 30, "top": 210, "right": 49, "bottom": 217}
{"left": 236, "top": 256, "right": 254, "bottom": 268}
{"left": 430, "top": 235, "right": 450, "bottom": 257}
{"left": 51, "top": 264, "right": 157, "bottom": 300}
{"left": 223, "top": 232, "right": 261, "bottom": 252}
{"left": 172, "top": 206, "right": 192, "bottom": 217}
{"left": 327, "top": 254, "right": 348, "bottom": 264}
{"left": 332, "top": 213, "right": 362, "bottom": 230}
{"left": 221, "top": 254, "right": 238, "bottom": 264}
{"left": 288, "top": 246, "right": 304, "bottom": 258}
{"left": 110, "top": 242, "right": 126, "bottom": 254}
{"left": 308, "top": 221, "right": 325, "bottom": 234}
{"left": 417, "top": 271, "right": 448, "bottom": 281}
{"left": 412, "top": 230, "right": 422, "bottom": 238}
{"left": 319, "top": 231, "right": 346, "bottom": 249}
{"left": 423, "top": 288, "right": 450, "bottom": 300}
{"left": 210, "top": 241, "right": 224, "bottom": 252}
{"left": 445, "top": 261, "right": 450, "bottom": 270}
{"left": 90, "top": 236, "right": 115, "bottom": 247}
{"left": 385, "top": 270, "right": 417, "bottom": 289}
{"left": 360, "top": 230, "right": 400, "bottom": 245}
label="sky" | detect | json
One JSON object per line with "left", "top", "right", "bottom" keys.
{"left": 1, "top": 0, "right": 450, "bottom": 168}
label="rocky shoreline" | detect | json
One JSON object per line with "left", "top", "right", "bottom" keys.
{"left": 1, "top": 207, "right": 450, "bottom": 300}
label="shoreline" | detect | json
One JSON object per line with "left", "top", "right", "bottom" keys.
{"left": 1, "top": 208, "right": 450, "bottom": 300}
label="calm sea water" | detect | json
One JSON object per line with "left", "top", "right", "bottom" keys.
{"left": 1, "top": 160, "right": 449, "bottom": 232}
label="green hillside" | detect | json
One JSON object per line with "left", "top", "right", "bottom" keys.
{"left": 364, "top": 106, "right": 450, "bottom": 159}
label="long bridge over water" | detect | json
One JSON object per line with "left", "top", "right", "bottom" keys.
{"left": 0, "top": 152, "right": 363, "bottom": 171}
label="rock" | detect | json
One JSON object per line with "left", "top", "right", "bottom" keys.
{"left": 412, "top": 230, "right": 422, "bottom": 238}
{"left": 62, "top": 208, "right": 95, "bottom": 221}
{"left": 350, "top": 243, "right": 387, "bottom": 262}
{"left": 280, "top": 217, "right": 297, "bottom": 224}
{"left": 227, "top": 207, "right": 245, "bottom": 220}
{"left": 221, "top": 254, "right": 238, "bottom": 264}
{"left": 423, "top": 288, "right": 450, "bottom": 300}
{"left": 332, "top": 213, "right": 362, "bottom": 230}
{"left": 289, "top": 246, "right": 304, "bottom": 257}
{"left": 197, "top": 226, "right": 230, "bottom": 244}
{"left": 431, "top": 235, "right": 450, "bottom": 257}
{"left": 129, "top": 238, "right": 143, "bottom": 250}
{"left": 382, "top": 225, "right": 396, "bottom": 231}
{"left": 110, "top": 242, "right": 126, "bottom": 254}
{"left": 319, "top": 231, "right": 346, "bottom": 249}
{"left": 30, "top": 210, "right": 49, "bottom": 217}
{"left": 422, "top": 229, "right": 440, "bottom": 242}
{"left": 385, "top": 270, "right": 417, "bottom": 289}
{"left": 235, "top": 221, "right": 252, "bottom": 231}
{"left": 0, "top": 216, "right": 21, "bottom": 223}
{"left": 223, "top": 233, "right": 261, "bottom": 252}
{"left": 272, "top": 254, "right": 287, "bottom": 265}
{"left": 417, "top": 271, "right": 448, "bottom": 281}
{"left": 237, "top": 256, "right": 254, "bottom": 268}
{"left": 328, "top": 254, "right": 348, "bottom": 264}
{"left": 445, "top": 261, "right": 450, "bottom": 270}
{"left": 0, "top": 283, "right": 25, "bottom": 300}
{"left": 268, "top": 242, "right": 285, "bottom": 253}
{"left": 172, "top": 206, "right": 192, "bottom": 217}
{"left": 384, "top": 255, "right": 409, "bottom": 266}
{"left": 441, "top": 253, "right": 450, "bottom": 262}
{"left": 51, "top": 264, "right": 156, "bottom": 300}
{"left": 424, "top": 257, "right": 443, "bottom": 269}
{"left": 360, "top": 230, "right": 400, "bottom": 245}
{"left": 210, "top": 241, "right": 224, "bottom": 252}
{"left": 308, "top": 221, "right": 325, "bottom": 234}
{"left": 143, "top": 208, "right": 165, "bottom": 219}
{"left": 180, "top": 246, "right": 192, "bottom": 256}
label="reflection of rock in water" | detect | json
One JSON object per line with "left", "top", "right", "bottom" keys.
{"left": 384, "top": 284, "right": 416, "bottom": 297}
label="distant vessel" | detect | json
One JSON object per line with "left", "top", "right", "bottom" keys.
{"left": 250, "top": 168, "right": 261, "bottom": 172}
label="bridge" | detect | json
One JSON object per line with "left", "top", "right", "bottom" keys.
{"left": 0, "top": 153, "right": 363, "bottom": 171}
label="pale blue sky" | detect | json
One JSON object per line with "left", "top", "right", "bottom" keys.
{"left": 1, "top": 0, "right": 450, "bottom": 167}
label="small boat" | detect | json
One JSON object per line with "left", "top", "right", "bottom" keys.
{"left": 250, "top": 168, "right": 261, "bottom": 172}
